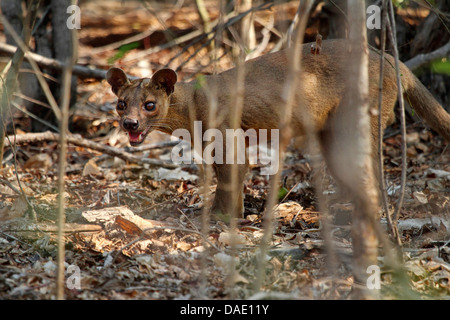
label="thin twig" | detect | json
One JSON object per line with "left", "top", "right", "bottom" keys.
{"left": 421, "top": 0, "right": 450, "bottom": 33}
{"left": 0, "top": 178, "right": 22, "bottom": 195}
{"left": 177, "top": 208, "right": 200, "bottom": 233}
{"left": 90, "top": 26, "right": 159, "bottom": 54}
{"left": 254, "top": 0, "right": 313, "bottom": 293}
{"left": 56, "top": 0, "right": 79, "bottom": 297}
{"left": 56, "top": 60, "right": 72, "bottom": 301}
{"left": 377, "top": 0, "right": 396, "bottom": 241}
{"left": 195, "top": 0, "right": 214, "bottom": 51}
{"left": 224, "top": 0, "right": 251, "bottom": 299}
{"left": 11, "top": 101, "right": 59, "bottom": 132}
{"left": 386, "top": 1, "right": 405, "bottom": 246}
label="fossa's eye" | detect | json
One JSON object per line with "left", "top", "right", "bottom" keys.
{"left": 117, "top": 100, "right": 127, "bottom": 111}
{"left": 144, "top": 101, "right": 156, "bottom": 112}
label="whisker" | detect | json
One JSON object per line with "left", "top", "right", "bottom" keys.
{"left": 149, "top": 119, "right": 175, "bottom": 125}
{"left": 148, "top": 119, "right": 171, "bottom": 126}
{"left": 147, "top": 120, "right": 173, "bottom": 131}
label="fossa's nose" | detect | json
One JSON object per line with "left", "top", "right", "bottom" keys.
{"left": 123, "top": 118, "right": 139, "bottom": 131}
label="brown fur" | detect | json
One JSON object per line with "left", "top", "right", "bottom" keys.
{"left": 107, "top": 39, "right": 450, "bottom": 217}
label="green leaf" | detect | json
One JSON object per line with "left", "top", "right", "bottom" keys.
{"left": 431, "top": 59, "right": 450, "bottom": 76}
{"left": 277, "top": 187, "right": 288, "bottom": 200}
{"left": 108, "top": 42, "right": 140, "bottom": 65}
{"left": 194, "top": 74, "right": 206, "bottom": 90}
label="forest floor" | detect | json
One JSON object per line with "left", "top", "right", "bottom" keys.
{"left": 0, "top": 0, "right": 449, "bottom": 299}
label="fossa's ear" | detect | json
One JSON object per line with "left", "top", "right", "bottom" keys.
{"left": 152, "top": 68, "right": 177, "bottom": 96}
{"left": 106, "top": 68, "right": 130, "bottom": 95}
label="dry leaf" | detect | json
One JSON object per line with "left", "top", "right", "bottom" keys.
{"left": 24, "top": 153, "right": 52, "bottom": 170}
{"left": 154, "top": 167, "right": 198, "bottom": 181}
{"left": 413, "top": 191, "right": 428, "bottom": 204}
{"left": 82, "top": 159, "right": 101, "bottom": 176}
{"left": 115, "top": 215, "right": 143, "bottom": 237}
{"left": 426, "top": 169, "right": 450, "bottom": 180}
{"left": 218, "top": 232, "right": 247, "bottom": 246}
{"left": 213, "top": 252, "right": 240, "bottom": 271}
{"left": 229, "top": 272, "right": 249, "bottom": 285}
{"left": 274, "top": 201, "right": 303, "bottom": 219}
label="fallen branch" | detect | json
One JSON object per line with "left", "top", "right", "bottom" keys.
{"left": 405, "top": 42, "right": 450, "bottom": 71}
{"left": 34, "top": 223, "right": 103, "bottom": 234}
{"left": 0, "top": 42, "right": 113, "bottom": 80}
{"left": 3, "top": 131, "right": 178, "bottom": 168}
{"left": 123, "top": 139, "right": 183, "bottom": 153}
{"left": 0, "top": 222, "right": 102, "bottom": 234}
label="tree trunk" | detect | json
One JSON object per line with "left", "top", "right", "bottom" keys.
{"left": 322, "top": 0, "right": 347, "bottom": 39}
{"left": 2, "top": 0, "right": 78, "bottom": 133}
{"left": 0, "top": 1, "right": 23, "bottom": 44}
{"left": 51, "top": 0, "right": 78, "bottom": 112}
{"left": 0, "top": 0, "right": 39, "bottom": 167}
{"left": 321, "top": 0, "right": 380, "bottom": 299}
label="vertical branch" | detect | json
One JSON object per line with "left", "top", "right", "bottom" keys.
{"left": 196, "top": 1, "right": 222, "bottom": 295}
{"left": 272, "top": 2, "right": 302, "bottom": 51}
{"left": 386, "top": 1, "right": 406, "bottom": 241}
{"left": 254, "top": 0, "right": 312, "bottom": 293}
{"left": 195, "top": 0, "right": 214, "bottom": 52}
{"left": 346, "top": 0, "right": 378, "bottom": 299}
{"left": 374, "top": 3, "right": 408, "bottom": 287}
{"left": 324, "top": 0, "right": 379, "bottom": 299}
{"left": 226, "top": 5, "right": 248, "bottom": 300}
{"left": 377, "top": 1, "right": 388, "bottom": 215}
{"left": 56, "top": 61, "right": 72, "bottom": 301}
{"left": 56, "top": 0, "right": 78, "bottom": 300}
{"left": 198, "top": 152, "right": 212, "bottom": 298}
{"left": 377, "top": 0, "right": 402, "bottom": 246}
{"left": 239, "top": 0, "right": 256, "bottom": 54}
{"left": 198, "top": 98, "right": 215, "bottom": 299}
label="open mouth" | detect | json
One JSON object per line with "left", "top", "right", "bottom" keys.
{"left": 127, "top": 128, "right": 150, "bottom": 146}
{"left": 128, "top": 132, "right": 144, "bottom": 145}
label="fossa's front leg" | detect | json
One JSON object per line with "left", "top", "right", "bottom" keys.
{"left": 211, "top": 163, "right": 248, "bottom": 219}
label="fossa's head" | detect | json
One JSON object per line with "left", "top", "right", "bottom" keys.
{"left": 106, "top": 68, "right": 177, "bottom": 145}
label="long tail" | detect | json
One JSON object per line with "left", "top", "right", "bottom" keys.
{"left": 400, "top": 63, "right": 450, "bottom": 142}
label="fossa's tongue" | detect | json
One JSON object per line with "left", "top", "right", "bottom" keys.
{"left": 128, "top": 132, "right": 142, "bottom": 143}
